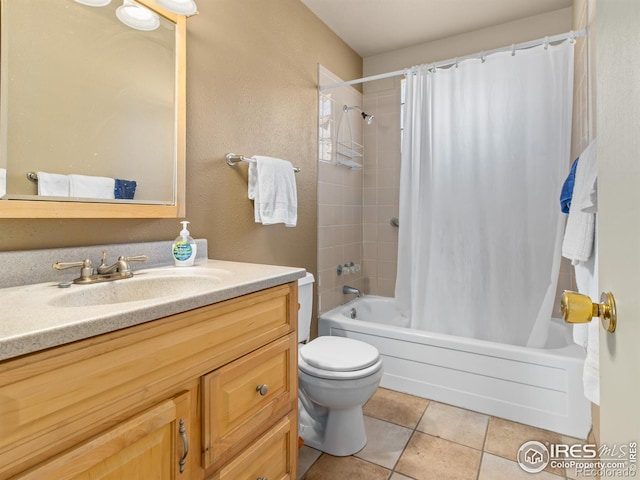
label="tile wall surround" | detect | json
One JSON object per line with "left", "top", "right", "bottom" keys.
{"left": 317, "top": 66, "right": 402, "bottom": 315}
{"left": 362, "top": 78, "right": 402, "bottom": 297}
{"left": 0, "top": 239, "right": 208, "bottom": 288}
{"left": 317, "top": 66, "right": 365, "bottom": 314}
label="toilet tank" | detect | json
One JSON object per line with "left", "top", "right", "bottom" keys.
{"left": 297, "top": 272, "right": 315, "bottom": 343}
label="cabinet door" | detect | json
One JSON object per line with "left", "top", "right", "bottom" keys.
{"left": 14, "top": 391, "right": 192, "bottom": 480}
{"left": 209, "top": 413, "right": 297, "bottom": 480}
{"left": 202, "top": 333, "right": 297, "bottom": 471}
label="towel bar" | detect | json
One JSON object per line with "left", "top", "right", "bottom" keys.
{"left": 226, "top": 153, "right": 300, "bottom": 173}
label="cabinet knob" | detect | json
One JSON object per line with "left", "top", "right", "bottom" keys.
{"left": 256, "top": 384, "right": 268, "bottom": 396}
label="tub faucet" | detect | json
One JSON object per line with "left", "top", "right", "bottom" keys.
{"left": 343, "top": 285, "right": 362, "bottom": 297}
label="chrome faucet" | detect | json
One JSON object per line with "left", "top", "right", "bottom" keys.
{"left": 343, "top": 285, "right": 362, "bottom": 297}
{"left": 53, "top": 252, "right": 148, "bottom": 284}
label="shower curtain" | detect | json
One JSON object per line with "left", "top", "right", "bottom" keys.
{"left": 395, "top": 41, "right": 574, "bottom": 347}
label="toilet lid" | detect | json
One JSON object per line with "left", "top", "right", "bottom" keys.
{"left": 299, "top": 336, "right": 380, "bottom": 372}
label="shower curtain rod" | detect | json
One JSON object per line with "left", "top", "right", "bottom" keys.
{"left": 319, "top": 29, "right": 586, "bottom": 91}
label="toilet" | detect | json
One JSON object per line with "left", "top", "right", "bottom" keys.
{"left": 297, "top": 273, "right": 383, "bottom": 456}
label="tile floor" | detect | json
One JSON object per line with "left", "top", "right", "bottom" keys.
{"left": 297, "top": 388, "right": 595, "bottom": 480}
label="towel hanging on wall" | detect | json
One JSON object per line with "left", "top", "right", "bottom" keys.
{"left": 248, "top": 155, "right": 298, "bottom": 227}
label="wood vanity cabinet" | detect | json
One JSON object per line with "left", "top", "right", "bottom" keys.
{"left": 0, "top": 282, "right": 298, "bottom": 480}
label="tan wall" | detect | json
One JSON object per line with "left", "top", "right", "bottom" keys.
{"left": 0, "top": 0, "right": 363, "bottom": 293}
{"left": 364, "top": 7, "right": 573, "bottom": 77}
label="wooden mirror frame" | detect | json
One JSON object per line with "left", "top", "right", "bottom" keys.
{"left": 0, "top": 0, "right": 186, "bottom": 219}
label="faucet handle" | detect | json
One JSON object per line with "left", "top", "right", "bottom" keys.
{"left": 122, "top": 254, "right": 148, "bottom": 264}
{"left": 53, "top": 259, "right": 94, "bottom": 281}
{"left": 53, "top": 259, "right": 92, "bottom": 270}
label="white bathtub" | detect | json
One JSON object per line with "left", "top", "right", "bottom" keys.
{"left": 318, "top": 296, "right": 591, "bottom": 438}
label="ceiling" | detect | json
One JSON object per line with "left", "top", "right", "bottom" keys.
{"left": 300, "top": 0, "right": 572, "bottom": 58}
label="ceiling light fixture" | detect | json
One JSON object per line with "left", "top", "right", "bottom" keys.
{"left": 74, "top": 0, "right": 112, "bottom": 6}
{"left": 116, "top": 0, "right": 160, "bottom": 31}
{"left": 156, "top": 0, "right": 198, "bottom": 16}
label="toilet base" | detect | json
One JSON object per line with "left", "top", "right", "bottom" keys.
{"left": 299, "top": 401, "right": 367, "bottom": 456}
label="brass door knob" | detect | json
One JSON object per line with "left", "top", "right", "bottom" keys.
{"left": 561, "top": 291, "right": 617, "bottom": 333}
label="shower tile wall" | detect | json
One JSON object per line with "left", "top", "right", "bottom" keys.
{"left": 317, "top": 66, "right": 364, "bottom": 314}
{"left": 362, "top": 78, "right": 402, "bottom": 297}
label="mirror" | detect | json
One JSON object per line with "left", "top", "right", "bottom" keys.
{"left": 0, "top": 0, "right": 185, "bottom": 218}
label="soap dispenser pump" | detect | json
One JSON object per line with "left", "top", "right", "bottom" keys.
{"left": 172, "top": 221, "right": 197, "bottom": 266}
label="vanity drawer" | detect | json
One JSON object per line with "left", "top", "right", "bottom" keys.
{"left": 202, "top": 333, "right": 297, "bottom": 471}
{"left": 208, "top": 413, "right": 297, "bottom": 480}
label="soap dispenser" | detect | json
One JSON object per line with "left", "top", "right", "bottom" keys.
{"left": 172, "top": 221, "right": 197, "bottom": 266}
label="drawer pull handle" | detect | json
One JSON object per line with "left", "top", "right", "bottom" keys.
{"left": 257, "top": 477, "right": 268, "bottom": 480}
{"left": 179, "top": 418, "right": 189, "bottom": 474}
{"left": 256, "top": 384, "right": 268, "bottom": 396}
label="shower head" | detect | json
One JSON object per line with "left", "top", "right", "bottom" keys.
{"left": 361, "top": 111, "right": 375, "bottom": 125}
{"left": 344, "top": 105, "right": 375, "bottom": 125}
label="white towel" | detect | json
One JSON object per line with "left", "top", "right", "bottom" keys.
{"left": 564, "top": 139, "right": 600, "bottom": 405}
{"left": 69, "top": 174, "right": 115, "bottom": 199}
{"left": 248, "top": 156, "right": 297, "bottom": 227}
{"left": 0, "top": 168, "right": 6, "bottom": 197}
{"left": 573, "top": 229, "right": 600, "bottom": 405}
{"left": 37, "top": 172, "right": 70, "bottom": 197}
{"left": 562, "top": 140, "right": 597, "bottom": 264}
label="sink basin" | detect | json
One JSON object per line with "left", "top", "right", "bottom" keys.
{"left": 48, "top": 274, "right": 222, "bottom": 307}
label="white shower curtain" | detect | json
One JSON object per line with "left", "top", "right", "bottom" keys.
{"left": 395, "top": 41, "right": 574, "bottom": 347}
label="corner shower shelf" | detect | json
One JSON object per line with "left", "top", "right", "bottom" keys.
{"left": 336, "top": 140, "right": 363, "bottom": 159}
{"left": 337, "top": 159, "right": 363, "bottom": 169}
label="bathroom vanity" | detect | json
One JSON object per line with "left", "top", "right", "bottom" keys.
{"left": 0, "top": 258, "right": 304, "bottom": 480}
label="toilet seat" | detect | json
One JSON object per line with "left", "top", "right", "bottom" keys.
{"left": 299, "top": 336, "right": 382, "bottom": 380}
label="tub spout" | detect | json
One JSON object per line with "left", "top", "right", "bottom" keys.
{"left": 343, "top": 285, "right": 362, "bottom": 297}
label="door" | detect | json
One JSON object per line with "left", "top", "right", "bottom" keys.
{"left": 15, "top": 392, "right": 192, "bottom": 480}
{"left": 597, "top": 0, "right": 640, "bottom": 451}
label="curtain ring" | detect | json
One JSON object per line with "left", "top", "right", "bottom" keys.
{"left": 544, "top": 36, "right": 549, "bottom": 49}
{"left": 511, "top": 44, "right": 516, "bottom": 56}
{"left": 455, "top": 57, "right": 459, "bottom": 68}
{"left": 480, "top": 51, "right": 485, "bottom": 63}
{"left": 569, "top": 30, "right": 576, "bottom": 44}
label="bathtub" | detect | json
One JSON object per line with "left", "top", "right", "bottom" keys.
{"left": 318, "top": 296, "right": 591, "bottom": 439}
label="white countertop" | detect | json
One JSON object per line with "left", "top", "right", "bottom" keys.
{"left": 0, "top": 259, "right": 306, "bottom": 361}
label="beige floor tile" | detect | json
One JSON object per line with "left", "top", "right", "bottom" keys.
{"left": 478, "top": 453, "right": 565, "bottom": 480}
{"left": 301, "top": 454, "right": 390, "bottom": 480}
{"left": 297, "top": 446, "right": 322, "bottom": 480}
{"left": 363, "top": 387, "right": 429, "bottom": 428}
{"left": 390, "top": 473, "right": 415, "bottom": 480}
{"left": 417, "top": 401, "right": 489, "bottom": 450}
{"left": 484, "top": 417, "right": 565, "bottom": 477}
{"left": 395, "top": 432, "right": 482, "bottom": 480}
{"left": 355, "top": 416, "right": 413, "bottom": 469}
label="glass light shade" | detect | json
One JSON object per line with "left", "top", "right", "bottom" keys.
{"left": 116, "top": 0, "right": 160, "bottom": 31}
{"left": 75, "top": 0, "right": 112, "bottom": 6}
{"left": 156, "top": 0, "right": 197, "bottom": 16}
